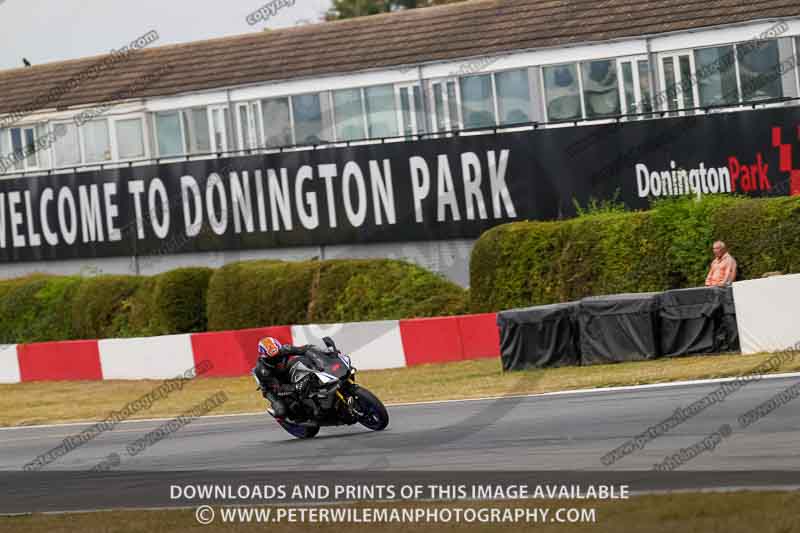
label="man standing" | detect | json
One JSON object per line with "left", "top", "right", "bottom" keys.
{"left": 705, "top": 240, "right": 737, "bottom": 286}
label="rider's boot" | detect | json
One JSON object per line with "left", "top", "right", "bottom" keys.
{"left": 264, "top": 391, "right": 287, "bottom": 418}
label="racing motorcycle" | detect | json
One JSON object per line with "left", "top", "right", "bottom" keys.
{"left": 257, "top": 336, "right": 389, "bottom": 439}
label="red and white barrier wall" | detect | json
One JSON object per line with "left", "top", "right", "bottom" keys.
{"left": 2, "top": 272, "right": 799, "bottom": 384}
{"left": 0, "top": 313, "right": 500, "bottom": 383}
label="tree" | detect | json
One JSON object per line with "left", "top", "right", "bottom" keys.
{"left": 325, "top": 0, "right": 467, "bottom": 21}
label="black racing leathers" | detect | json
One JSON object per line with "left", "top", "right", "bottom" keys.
{"left": 253, "top": 344, "right": 318, "bottom": 419}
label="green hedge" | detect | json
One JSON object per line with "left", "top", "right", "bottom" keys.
{"left": 0, "top": 259, "right": 466, "bottom": 343}
{"left": 470, "top": 195, "right": 800, "bottom": 313}
{"left": 207, "top": 258, "right": 468, "bottom": 330}
{"left": 206, "top": 260, "right": 319, "bottom": 331}
{"left": 152, "top": 267, "right": 214, "bottom": 334}
{"left": 0, "top": 267, "right": 215, "bottom": 343}
{"left": 311, "top": 259, "right": 467, "bottom": 323}
{"left": 70, "top": 275, "right": 145, "bottom": 339}
{"left": 0, "top": 275, "right": 82, "bottom": 344}
{"left": 101, "top": 267, "right": 215, "bottom": 337}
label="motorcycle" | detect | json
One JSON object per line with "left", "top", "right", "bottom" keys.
{"left": 256, "top": 336, "right": 389, "bottom": 439}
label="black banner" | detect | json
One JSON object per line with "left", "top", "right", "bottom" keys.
{"left": 1, "top": 107, "right": 797, "bottom": 263}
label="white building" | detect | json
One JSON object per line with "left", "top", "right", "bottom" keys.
{"left": 0, "top": 0, "right": 798, "bottom": 285}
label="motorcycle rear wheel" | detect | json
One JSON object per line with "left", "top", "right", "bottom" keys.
{"left": 352, "top": 387, "right": 389, "bottom": 431}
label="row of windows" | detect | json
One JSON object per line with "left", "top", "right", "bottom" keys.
{"left": 543, "top": 39, "right": 791, "bottom": 121}
{"left": 0, "top": 115, "right": 149, "bottom": 172}
{"left": 1, "top": 36, "right": 798, "bottom": 175}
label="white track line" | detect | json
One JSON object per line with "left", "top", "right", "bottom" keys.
{"left": 2, "top": 371, "right": 800, "bottom": 432}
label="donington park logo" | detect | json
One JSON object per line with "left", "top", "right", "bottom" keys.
{"left": 634, "top": 125, "right": 800, "bottom": 199}
{"left": 772, "top": 125, "right": 800, "bottom": 196}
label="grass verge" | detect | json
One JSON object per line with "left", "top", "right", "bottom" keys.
{"left": 1, "top": 350, "right": 799, "bottom": 427}
{"left": 2, "top": 492, "right": 799, "bottom": 532}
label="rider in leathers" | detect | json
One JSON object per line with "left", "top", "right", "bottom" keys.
{"left": 253, "top": 336, "right": 325, "bottom": 419}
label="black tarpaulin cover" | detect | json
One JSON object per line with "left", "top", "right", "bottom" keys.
{"left": 717, "top": 286, "right": 740, "bottom": 352}
{"left": 658, "top": 287, "right": 723, "bottom": 357}
{"left": 578, "top": 292, "right": 661, "bottom": 365}
{"left": 497, "top": 301, "right": 580, "bottom": 371}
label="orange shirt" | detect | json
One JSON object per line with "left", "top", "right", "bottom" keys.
{"left": 705, "top": 253, "right": 737, "bottom": 286}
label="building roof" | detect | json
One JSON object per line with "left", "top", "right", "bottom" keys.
{"left": 0, "top": 0, "right": 797, "bottom": 117}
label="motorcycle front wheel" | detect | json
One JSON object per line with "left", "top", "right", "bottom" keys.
{"left": 352, "top": 387, "right": 389, "bottom": 431}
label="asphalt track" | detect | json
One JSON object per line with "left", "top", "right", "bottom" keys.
{"left": 1, "top": 374, "right": 800, "bottom": 513}
{"left": 2, "top": 374, "right": 799, "bottom": 472}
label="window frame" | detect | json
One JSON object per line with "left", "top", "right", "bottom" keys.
{"left": 363, "top": 84, "right": 400, "bottom": 140}
{"left": 234, "top": 101, "right": 266, "bottom": 152}
{"left": 290, "top": 92, "right": 334, "bottom": 146}
{"left": 492, "top": 67, "right": 535, "bottom": 127}
{"left": 251, "top": 101, "right": 264, "bottom": 149}
{"left": 657, "top": 50, "right": 701, "bottom": 116}
{"left": 394, "top": 82, "right": 426, "bottom": 138}
{"left": 578, "top": 58, "right": 622, "bottom": 122}
{"left": 428, "top": 77, "right": 463, "bottom": 135}
{"left": 2, "top": 128, "right": 22, "bottom": 173}
{"left": 50, "top": 120, "right": 83, "bottom": 169}
{"left": 81, "top": 119, "right": 114, "bottom": 164}
{"left": 795, "top": 37, "right": 800, "bottom": 99}
{"left": 235, "top": 102, "right": 253, "bottom": 152}
{"left": 208, "top": 104, "right": 231, "bottom": 154}
{"left": 734, "top": 38, "right": 784, "bottom": 103}
{"left": 21, "top": 126, "right": 41, "bottom": 170}
{"left": 109, "top": 113, "right": 149, "bottom": 162}
{"left": 539, "top": 61, "right": 583, "bottom": 124}
{"left": 331, "top": 87, "right": 369, "bottom": 143}
{"left": 182, "top": 106, "right": 213, "bottom": 156}
{"left": 0, "top": 126, "right": 45, "bottom": 172}
{"left": 458, "top": 73, "right": 498, "bottom": 131}
{"left": 358, "top": 88, "right": 370, "bottom": 142}
{"left": 661, "top": 38, "right": 785, "bottom": 114}
{"left": 153, "top": 110, "right": 187, "bottom": 159}
{"left": 616, "top": 55, "right": 652, "bottom": 119}
{"left": 259, "top": 96, "right": 295, "bottom": 150}
{"left": 691, "top": 44, "right": 743, "bottom": 111}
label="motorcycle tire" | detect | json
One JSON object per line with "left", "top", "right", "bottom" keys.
{"left": 352, "top": 387, "right": 389, "bottom": 431}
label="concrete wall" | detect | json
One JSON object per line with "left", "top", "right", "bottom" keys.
{"left": 0, "top": 238, "right": 475, "bottom": 287}
{"left": 732, "top": 273, "right": 800, "bottom": 354}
